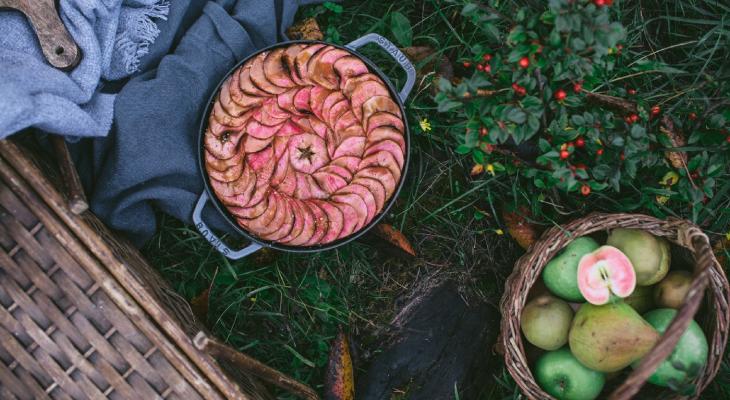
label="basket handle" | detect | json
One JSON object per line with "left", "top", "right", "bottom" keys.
{"left": 609, "top": 226, "right": 713, "bottom": 399}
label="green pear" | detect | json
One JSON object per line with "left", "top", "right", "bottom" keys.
{"left": 569, "top": 302, "right": 659, "bottom": 372}
{"left": 633, "top": 309, "right": 708, "bottom": 387}
{"left": 623, "top": 285, "right": 655, "bottom": 314}
{"left": 607, "top": 229, "right": 670, "bottom": 285}
{"left": 543, "top": 237, "right": 600, "bottom": 301}
{"left": 521, "top": 295, "right": 574, "bottom": 350}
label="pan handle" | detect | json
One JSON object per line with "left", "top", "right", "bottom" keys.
{"left": 192, "top": 192, "right": 262, "bottom": 260}
{"left": 346, "top": 33, "right": 416, "bottom": 102}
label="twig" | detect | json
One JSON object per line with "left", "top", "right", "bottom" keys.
{"left": 194, "top": 333, "right": 320, "bottom": 400}
{"left": 585, "top": 91, "right": 638, "bottom": 114}
{"left": 49, "top": 135, "right": 88, "bottom": 214}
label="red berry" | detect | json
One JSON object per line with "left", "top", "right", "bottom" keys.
{"left": 573, "top": 82, "right": 583, "bottom": 93}
{"left": 620, "top": 152, "right": 626, "bottom": 161}
{"left": 554, "top": 89, "right": 567, "bottom": 101}
{"left": 627, "top": 88, "right": 637, "bottom": 95}
{"left": 617, "top": 44, "right": 623, "bottom": 50}
{"left": 476, "top": 64, "right": 484, "bottom": 71}
{"left": 512, "top": 83, "right": 526, "bottom": 97}
{"left": 560, "top": 150, "right": 570, "bottom": 159}
{"left": 689, "top": 112, "right": 697, "bottom": 121}
{"left": 484, "top": 64, "right": 492, "bottom": 73}
{"left": 479, "top": 127, "right": 488, "bottom": 137}
{"left": 651, "top": 106, "right": 661, "bottom": 116}
{"left": 462, "top": 61, "right": 471, "bottom": 68}
{"left": 575, "top": 137, "right": 586, "bottom": 148}
{"left": 624, "top": 116, "right": 633, "bottom": 124}
{"left": 594, "top": 0, "right": 605, "bottom": 6}
{"left": 483, "top": 54, "right": 492, "bottom": 61}
{"left": 596, "top": 148, "right": 604, "bottom": 156}
{"left": 581, "top": 185, "right": 591, "bottom": 196}
{"left": 519, "top": 57, "right": 530, "bottom": 69}
{"left": 630, "top": 114, "right": 639, "bottom": 123}
{"left": 726, "top": 136, "right": 730, "bottom": 143}
{"left": 690, "top": 172, "right": 700, "bottom": 179}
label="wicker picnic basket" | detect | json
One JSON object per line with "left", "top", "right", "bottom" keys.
{"left": 0, "top": 137, "right": 280, "bottom": 399}
{"left": 500, "top": 213, "right": 730, "bottom": 399}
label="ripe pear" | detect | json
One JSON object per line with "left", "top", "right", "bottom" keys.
{"left": 569, "top": 302, "right": 659, "bottom": 372}
{"left": 654, "top": 270, "right": 693, "bottom": 309}
{"left": 607, "top": 229, "right": 670, "bottom": 285}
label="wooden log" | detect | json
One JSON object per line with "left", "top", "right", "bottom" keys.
{"left": 356, "top": 279, "right": 500, "bottom": 399}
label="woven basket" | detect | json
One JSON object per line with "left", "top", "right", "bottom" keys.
{"left": 500, "top": 213, "right": 730, "bottom": 399}
{"left": 0, "top": 138, "right": 273, "bottom": 399}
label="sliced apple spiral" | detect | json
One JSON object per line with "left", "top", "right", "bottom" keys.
{"left": 203, "top": 44, "right": 406, "bottom": 246}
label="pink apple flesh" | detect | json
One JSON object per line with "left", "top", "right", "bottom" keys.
{"left": 578, "top": 246, "right": 636, "bottom": 305}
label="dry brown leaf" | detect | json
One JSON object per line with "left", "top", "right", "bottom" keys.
{"left": 286, "top": 17, "right": 324, "bottom": 41}
{"left": 470, "top": 164, "right": 484, "bottom": 176}
{"left": 190, "top": 268, "right": 218, "bottom": 325}
{"left": 324, "top": 329, "right": 355, "bottom": 400}
{"left": 502, "top": 207, "right": 540, "bottom": 250}
{"left": 401, "top": 46, "right": 436, "bottom": 63}
{"left": 714, "top": 237, "right": 729, "bottom": 268}
{"left": 249, "top": 247, "right": 280, "bottom": 266}
{"left": 659, "top": 115, "right": 689, "bottom": 170}
{"left": 370, "top": 223, "right": 416, "bottom": 257}
{"left": 191, "top": 287, "right": 211, "bottom": 325}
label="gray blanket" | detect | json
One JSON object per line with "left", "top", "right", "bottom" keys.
{"left": 76, "top": 0, "right": 325, "bottom": 246}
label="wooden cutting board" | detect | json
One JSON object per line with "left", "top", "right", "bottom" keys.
{"left": 0, "top": 0, "right": 80, "bottom": 69}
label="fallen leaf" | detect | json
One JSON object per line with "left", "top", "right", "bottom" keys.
{"left": 714, "top": 237, "right": 729, "bottom": 268}
{"left": 190, "top": 267, "right": 218, "bottom": 326}
{"left": 401, "top": 46, "right": 435, "bottom": 63}
{"left": 287, "top": 17, "right": 324, "bottom": 41}
{"left": 324, "top": 329, "right": 355, "bottom": 400}
{"left": 502, "top": 207, "right": 540, "bottom": 250}
{"left": 191, "top": 288, "right": 211, "bottom": 325}
{"left": 247, "top": 247, "right": 280, "bottom": 266}
{"left": 470, "top": 163, "right": 484, "bottom": 176}
{"left": 370, "top": 223, "right": 416, "bottom": 258}
{"left": 659, "top": 115, "right": 689, "bottom": 170}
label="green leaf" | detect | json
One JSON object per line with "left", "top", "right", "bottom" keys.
{"left": 507, "top": 25, "right": 527, "bottom": 45}
{"left": 323, "top": 2, "right": 343, "bottom": 13}
{"left": 572, "top": 38, "right": 586, "bottom": 51}
{"left": 571, "top": 115, "right": 585, "bottom": 126}
{"left": 540, "top": 10, "right": 555, "bottom": 25}
{"left": 555, "top": 15, "right": 570, "bottom": 32}
{"left": 630, "top": 124, "right": 646, "bottom": 139}
{"left": 437, "top": 99, "right": 461, "bottom": 113}
{"left": 709, "top": 114, "right": 727, "bottom": 129}
{"left": 507, "top": 107, "right": 527, "bottom": 124}
{"left": 455, "top": 144, "right": 471, "bottom": 154}
{"left": 461, "top": 3, "right": 478, "bottom": 16}
{"left": 390, "top": 12, "right": 413, "bottom": 47}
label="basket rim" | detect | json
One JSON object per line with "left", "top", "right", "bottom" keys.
{"left": 499, "top": 212, "right": 730, "bottom": 400}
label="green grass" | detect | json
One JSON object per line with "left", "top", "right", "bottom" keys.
{"left": 144, "top": 1, "right": 730, "bottom": 399}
